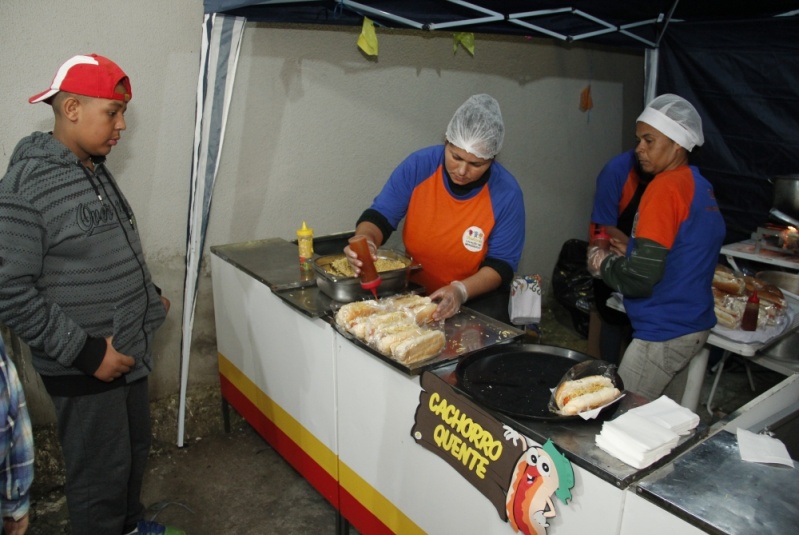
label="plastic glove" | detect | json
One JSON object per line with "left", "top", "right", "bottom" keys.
{"left": 343, "top": 235, "right": 377, "bottom": 277}
{"left": 430, "top": 281, "right": 468, "bottom": 320}
{"left": 587, "top": 245, "right": 612, "bottom": 278}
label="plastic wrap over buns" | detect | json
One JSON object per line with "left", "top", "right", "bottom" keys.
{"left": 712, "top": 264, "right": 786, "bottom": 330}
{"left": 335, "top": 294, "right": 445, "bottom": 365}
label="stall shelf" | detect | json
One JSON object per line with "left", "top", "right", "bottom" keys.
{"left": 720, "top": 239, "right": 799, "bottom": 273}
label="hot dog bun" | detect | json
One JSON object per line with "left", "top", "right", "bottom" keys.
{"left": 336, "top": 300, "right": 383, "bottom": 329}
{"left": 712, "top": 265, "right": 745, "bottom": 295}
{"left": 555, "top": 375, "right": 621, "bottom": 416}
{"left": 410, "top": 302, "right": 438, "bottom": 324}
{"left": 334, "top": 294, "right": 445, "bottom": 364}
{"left": 383, "top": 294, "right": 431, "bottom": 309}
{"left": 393, "top": 330, "right": 446, "bottom": 365}
{"left": 352, "top": 311, "right": 412, "bottom": 339}
{"left": 713, "top": 288, "right": 743, "bottom": 329}
{"left": 711, "top": 265, "right": 787, "bottom": 330}
{"left": 743, "top": 276, "right": 786, "bottom": 308}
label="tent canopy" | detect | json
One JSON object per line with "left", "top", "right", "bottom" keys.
{"left": 204, "top": 1, "right": 799, "bottom": 49}
{"left": 200, "top": 0, "right": 799, "bottom": 236}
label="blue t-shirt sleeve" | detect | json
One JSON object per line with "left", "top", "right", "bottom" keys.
{"left": 485, "top": 165, "right": 525, "bottom": 272}
{"left": 590, "top": 150, "right": 636, "bottom": 227}
{"left": 370, "top": 146, "right": 445, "bottom": 229}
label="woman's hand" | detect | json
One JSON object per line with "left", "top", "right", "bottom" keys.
{"left": 587, "top": 246, "right": 613, "bottom": 278}
{"left": 609, "top": 237, "right": 628, "bottom": 256}
{"left": 430, "top": 281, "right": 468, "bottom": 320}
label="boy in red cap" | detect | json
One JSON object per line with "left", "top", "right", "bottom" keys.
{"left": 0, "top": 54, "right": 182, "bottom": 535}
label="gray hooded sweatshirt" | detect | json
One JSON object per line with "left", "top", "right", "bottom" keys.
{"left": 0, "top": 132, "right": 166, "bottom": 396}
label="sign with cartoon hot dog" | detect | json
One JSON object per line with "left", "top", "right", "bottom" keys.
{"left": 412, "top": 372, "right": 575, "bottom": 534}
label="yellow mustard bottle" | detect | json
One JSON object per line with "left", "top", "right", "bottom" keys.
{"left": 296, "top": 221, "right": 314, "bottom": 269}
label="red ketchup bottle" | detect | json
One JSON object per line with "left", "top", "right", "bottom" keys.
{"left": 741, "top": 291, "right": 759, "bottom": 331}
{"left": 348, "top": 235, "right": 381, "bottom": 299}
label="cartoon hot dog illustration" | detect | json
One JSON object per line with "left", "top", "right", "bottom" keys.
{"left": 505, "top": 438, "right": 574, "bottom": 535}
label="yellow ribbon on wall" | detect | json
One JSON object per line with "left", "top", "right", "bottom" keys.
{"left": 358, "top": 17, "right": 379, "bottom": 56}
{"left": 453, "top": 32, "right": 475, "bottom": 56}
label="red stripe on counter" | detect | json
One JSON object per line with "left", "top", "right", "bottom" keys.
{"left": 219, "top": 374, "right": 339, "bottom": 507}
{"left": 339, "top": 486, "right": 395, "bottom": 535}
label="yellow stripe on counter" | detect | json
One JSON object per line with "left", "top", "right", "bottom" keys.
{"left": 338, "top": 461, "right": 426, "bottom": 535}
{"left": 217, "top": 353, "right": 337, "bottom": 480}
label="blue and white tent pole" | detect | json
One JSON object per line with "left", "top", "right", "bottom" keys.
{"left": 178, "top": 13, "right": 246, "bottom": 447}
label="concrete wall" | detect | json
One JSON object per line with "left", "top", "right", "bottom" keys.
{"left": 0, "top": 0, "right": 643, "bottom": 424}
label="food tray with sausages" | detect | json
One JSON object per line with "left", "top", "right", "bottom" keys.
{"left": 333, "top": 294, "right": 524, "bottom": 375}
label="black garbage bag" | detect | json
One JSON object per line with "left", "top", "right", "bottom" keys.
{"left": 551, "top": 239, "right": 594, "bottom": 338}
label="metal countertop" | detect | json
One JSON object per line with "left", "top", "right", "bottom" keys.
{"left": 636, "top": 429, "right": 799, "bottom": 534}
{"left": 211, "top": 238, "right": 317, "bottom": 295}
{"left": 210, "top": 237, "right": 524, "bottom": 373}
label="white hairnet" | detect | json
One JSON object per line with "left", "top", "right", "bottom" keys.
{"left": 636, "top": 93, "right": 704, "bottom": 151}
{"left": 445, "top": 94, "right": 505, "bottom": 159}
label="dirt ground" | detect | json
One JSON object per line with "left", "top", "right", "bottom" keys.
{"left": 28, "top": 384, "right": 242, "bottom": 534}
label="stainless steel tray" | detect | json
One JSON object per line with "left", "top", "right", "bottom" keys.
{"left": 312, "top": 249, "right": 420, "bottom": 302}
{"left": 331, "top": 305, "right": 524, "bottom": 375}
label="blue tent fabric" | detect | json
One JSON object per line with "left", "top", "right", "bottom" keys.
{"left": 657, "top": 16, "right": 799, "bottom": 240}
{"left": 179, "top": 12, "right": 245, "bottom": 447}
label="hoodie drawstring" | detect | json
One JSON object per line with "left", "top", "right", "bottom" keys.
{"left": 78, "top": 160, "right": 135, "bottom": 229}
{"left": 78, "top": 161, "right": 103, "bottom": 202}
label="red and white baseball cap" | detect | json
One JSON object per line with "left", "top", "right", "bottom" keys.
{"left": 29, "top": 53, "right": 131, "bottom": 104}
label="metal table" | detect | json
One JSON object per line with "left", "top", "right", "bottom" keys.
{"left": 721, "top": 239, "right": 799, "bottom": 272}
{"left": 635, "top": 428, "right": 799, "bottom": 535}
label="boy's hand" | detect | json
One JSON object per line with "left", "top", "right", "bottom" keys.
{"left": 161, "top": 295, "right": 171, "bottom": 314}
{"left": 95, "top": 336, "right": 135, "bottom": 382}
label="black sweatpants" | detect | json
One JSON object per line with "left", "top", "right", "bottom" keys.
{"left": 51, "top": 377, "right": 151, "bottom": 535}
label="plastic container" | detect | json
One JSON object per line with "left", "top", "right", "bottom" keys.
{"left": 296, "top": 221, "right": 314, "bottom": 268}
{"left": 347, "top": 235, "right": 381, "bottom": 297}
{"left": 741, "top": 291, "right": 759, "bottom": 331}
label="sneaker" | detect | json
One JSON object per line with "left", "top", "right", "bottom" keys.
{"left": 133, "top": 519, "right": 187, "bottom": 535}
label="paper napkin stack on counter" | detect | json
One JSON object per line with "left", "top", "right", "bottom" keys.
{"left": 631, "top": 394, "right": 701, "bottom": 435}
{"left": 595, "top": 395, "right": 700, "bottom": 469}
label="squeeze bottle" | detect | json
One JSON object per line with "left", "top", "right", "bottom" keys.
{"left": 297, "top": 221, "right": 314, "bottom": 268}
{"left": 348, "top": 235, "right": 381, "bottom": 299}
{"left": 741, "top": 291, "right": 759, "bottom": 331}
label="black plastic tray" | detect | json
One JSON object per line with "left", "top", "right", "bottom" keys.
{"left": 455, "top": 344, "right": 620, "bottom": 421}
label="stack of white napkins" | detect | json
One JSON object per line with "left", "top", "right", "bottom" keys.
{"left": 595, "top": 396, "right": 700, "bottom": 469}
{"left": 630, "top": 395, "right": 700, "bottom": 435}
